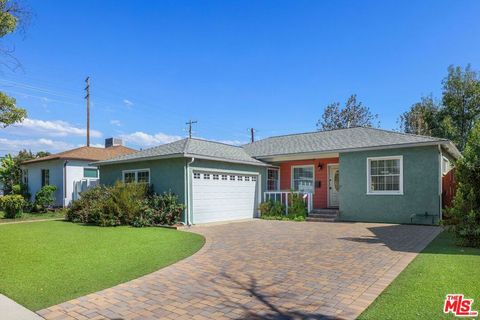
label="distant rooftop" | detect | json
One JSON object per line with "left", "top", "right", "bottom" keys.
{"left": 22, "top": 145, "right": 137, "bottom": 164}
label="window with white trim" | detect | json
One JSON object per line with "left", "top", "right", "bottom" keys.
{"left": 22, "top": 169, "right": 28, "bottom": 187}
{"left": 229, "top": 175, "right": 235, "bottom": 181}
{"left": 252, "top": 176, "right": 257, "bottom": 182}
{"left": 292, "top": 165, "right": 314, "bottom": 193}
{"left": 267, "top": 168, "right": 279, "bottom": 190}
{"left": 367, "top": 156, "right": 403, "bottom": 194}
{"left": 213, "top": 174, "right": 219, "bottom": 180}
{"left": 194, "top": 172, "right": 201, "bottom": 179}
{"left": 203, "top": 173, "right": 210, "bottom": 179}
{"left": 237, "top": 176, "right": 243, "bottom": 181}
{"left": 245, "top": 176, "right": 250, "bottom": 181}
{"left": 123, "top": 169, "right": 150, "bottom": 184}
{"left": 221, "top": 174, "right": 227, "bottom": 180}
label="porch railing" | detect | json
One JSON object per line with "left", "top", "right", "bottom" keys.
{"left": 263, "top": 191, "right": 313, "bottom": 214}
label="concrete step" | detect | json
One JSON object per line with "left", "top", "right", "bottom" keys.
{"left": 308, "top": 213, "right": 338, "bottom": 219}
{"left": 306, "top": 216, "right": 337, "bottom": 222}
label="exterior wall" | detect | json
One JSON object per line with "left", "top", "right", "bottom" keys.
{"left": 339, "top": 146, "right": 441, "bottom": 224}
{"left": 24, "top": 160, "right": 64, "bottom": 207}
{"left": 65, "top": 160, "right": 99, "bottom": 206}
{"left": 276, "top": 158, "right": 339, "bottom": 209}
{"left": 99, "top": 158, "right": 186, "bottom": 203}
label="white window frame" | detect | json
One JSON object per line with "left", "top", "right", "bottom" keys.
{"left": 267, "top": 168, "right": 280, "bottom": 191}
{"left": 122, "top": 168, "right": 151, "bottom": 184}
{"left": 83, "top": 167, "right": 99, "bottom": 179}
{"left": 442, "top": 156, "right": 451, "bottom": 175}
{"left": 291, "top": 165, "right": 315, "bottom": 194}
{"left": 367, "top": 156, "right": 403, "bottom": 195}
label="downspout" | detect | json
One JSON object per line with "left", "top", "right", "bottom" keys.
{"left": 63, "top": 160, "right": 69, "bottom": 208}
{"left": 185, "top": 157, "right": 195, "bottom": 226}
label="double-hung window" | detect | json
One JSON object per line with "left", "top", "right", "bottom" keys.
{"left": 123, "top": 169, "right": 150, "bottom": 184}
{"left": 41, "top": 169, "right": 50, "bottom": 187}
{"left": 267, "top": 168, "right": 279, "bottom": 190}
{"left": 367, "top": 156, "right": 403, "bottom": 195}
{"left": 291, "top": 165, "right": 314, "bottom": 193}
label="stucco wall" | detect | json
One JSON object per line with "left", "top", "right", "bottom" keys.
{"left": 339, "top": 146, "right": 440, "bottom": 224}
{"left": 99, "top": 158, "right": 186, "bottom": 202}
{"left": 24, "top": 160, "right": 64, "bottom": 207}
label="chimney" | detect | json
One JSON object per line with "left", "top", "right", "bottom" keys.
{"left": 105, "top": 138, "right": 123, "bottom": 148}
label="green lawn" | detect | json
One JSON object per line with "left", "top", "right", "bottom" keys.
{"left": 0, "top": 210, "right": 66, "bottom": 223}
{"left": 0, "top": 221, "right": 204, "bottom": 311}
{"left": 359, "top": 231, "right": 480, "bottom": 319}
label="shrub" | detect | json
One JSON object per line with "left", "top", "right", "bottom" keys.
{"left": 259, "top": 200, "right": 285, "bottom": 217}
{"left": 445, "top": 121, "right": 480, "bottom": 247}
{"left": 139, "top": 192, "right": 185, "bottom": 226}
{"left": 0, "top": 195, "right": 26, "bottom": 218}
{"left": 288, "top": 193, "right": 308, "bottom": 217}
{"left": 33, "top": 185, "right": 57, "bottom": 212}
{"left": 66, "top": 183, "right": 184, "bottom": 227}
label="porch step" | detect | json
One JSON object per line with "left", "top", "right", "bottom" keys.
{"left": 307, "top": 209, "right": 339, "bottom": 222}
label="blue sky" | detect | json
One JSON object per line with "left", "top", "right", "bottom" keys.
{"left": 1, "top": 0, "right": 479, "bottom": 155}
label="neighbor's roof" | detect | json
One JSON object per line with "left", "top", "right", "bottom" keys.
{"left": 243, "top": 127, "right": 460, "bottom": 158}
{"left": 22, "top": 145, "right": 137, "bottom": 164}
{"left": 94, "top": 138, "right": 268, "bottom": 166}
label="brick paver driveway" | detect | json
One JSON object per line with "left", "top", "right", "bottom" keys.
{"left": 38, "top": 220, "right": 441, "bottom": 320}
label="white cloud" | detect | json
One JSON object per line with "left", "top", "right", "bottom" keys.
{"left": 110, "top": 119, "right": 122, "bottom": 127}
{"left": 5, "top": 118, "right": 103, "bottom": 138}
{"left": 0, "top": 137, "right": 76, "bottom": 155}
{"left": 119, "top": 131, "right": 246, "bottom": 148}
{"left": 120, "top": 131, "right": 183, "bottom": 147}
{"left": 123, "top": 99, "right": 134, "bottom": 108}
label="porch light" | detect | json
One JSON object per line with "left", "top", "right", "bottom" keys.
{"left": 317, "top": 163, "right": 323, "bottom": 170}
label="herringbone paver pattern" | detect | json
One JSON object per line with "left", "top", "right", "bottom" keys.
{"left": 38, "top": 220, "right": 441, "bottom": 320}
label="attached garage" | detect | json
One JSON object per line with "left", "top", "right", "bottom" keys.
{"left": 192, "top": 170, "right": 259, "bottom": 224}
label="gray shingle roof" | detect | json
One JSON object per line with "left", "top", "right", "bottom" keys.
{"left": 243, "top": 127, "right": 447, "bottom": 158}
{"left": 95, "top": 138, "right": 267, "bottom": 166}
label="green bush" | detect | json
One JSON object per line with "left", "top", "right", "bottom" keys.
{"left": 0, "top": 195, "right": 26, "bottom": 218}
{"left": 67, "top": 183, "right": 183, "bottom": 227}
{"left": 33, "top": 185, "right": 57, "bottom": 212}
{"left": 288, "top": 193, "right": 308, "bottom": 217}
{"left": 445, "top": 121, "right": 480, "bottom": 247}
{"left": 259, "top": 200, "right": 285, "bottom": 217}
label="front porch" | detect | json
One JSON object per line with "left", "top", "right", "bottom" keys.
{"left": 265, "top": 156, "right": 340, "bottom": 211}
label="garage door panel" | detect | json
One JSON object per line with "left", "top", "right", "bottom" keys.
{"left": 192, "top": 171, "right": 258, "bottom": 224}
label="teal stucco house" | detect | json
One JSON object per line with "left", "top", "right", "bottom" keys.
{"left": 93, "top": 127, "right": 460, "bottom": 225}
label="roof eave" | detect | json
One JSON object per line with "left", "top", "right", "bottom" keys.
{"left": 91, "top": 153, "right": 185, "bottom": 166}
{"left": 183, "top": 153, "right": 269, "bottom": 167}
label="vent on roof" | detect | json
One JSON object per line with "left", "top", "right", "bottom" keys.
{"left": 105, "top": 138, "right": 123, "bottom": 148}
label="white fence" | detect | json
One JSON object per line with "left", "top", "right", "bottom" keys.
{"left": 264, "top": 191, "right": 313, "bottom": 214}
{"left": 72, "top": 179, "right": 99, "bottom": 201}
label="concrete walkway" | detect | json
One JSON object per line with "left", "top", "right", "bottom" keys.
{"left": 38, "top": 220, "right": 441, "bottom": 320}
{"left": 0, "top": 295, "right": 43, "bottom": 320}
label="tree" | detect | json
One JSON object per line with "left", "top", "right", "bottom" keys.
{"left": 0, "top": 153, "right": 16, "bottom": 194}
{"left": 446, "top": 120, "right": 480, "bottom": 247}
{"left": 316, "top": 94, "right": 378, "bottom": 131}
{"left": 398, "top": 96, "right": 440, "bottom": 136}
{"left": 0, "top": 0, "right": 30, "bottom": 127}
{"left": 440, "top": 65, "right": 480, "bottom": 152}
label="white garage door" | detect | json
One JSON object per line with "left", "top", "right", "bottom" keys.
{"left": 192, "top": 171, "right": 258, "bottom": 224}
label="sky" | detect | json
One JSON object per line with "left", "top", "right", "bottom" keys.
{"left": 1, "top": 0, "right": 479, "bottom": 155}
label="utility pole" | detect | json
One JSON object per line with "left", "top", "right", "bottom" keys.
{"left": 85, "top": 76, "right": 90, "bottom": 147}
{"left": 186, "top": 120, "right": 197, "bottom": 138}
{"left": 249, "top": 128, "right": 256, "bottom": 143}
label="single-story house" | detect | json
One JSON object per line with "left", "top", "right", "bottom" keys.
{"left": 94, "top": 127, "right": 461, "bottom": 225}
{"left": 22, "top": 138, "right": 136, "bottom": 207}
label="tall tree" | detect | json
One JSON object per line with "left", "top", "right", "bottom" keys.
{"left": 398, "top": 96, "right": 440, "bottom": 136}
{"left": 317, "top": 94, "right": 378, "bottom": 131}
{"left": 440, "top": 65, "right": 480, "bottom": 152}
{"left": 0, "top": 0, "right": 29, "bottom": 127}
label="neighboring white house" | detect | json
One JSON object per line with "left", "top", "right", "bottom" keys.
{"left": 21, "top": 138, "right": 136, "bottom": 207}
